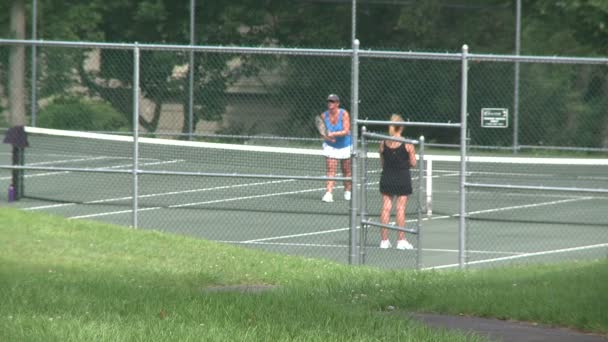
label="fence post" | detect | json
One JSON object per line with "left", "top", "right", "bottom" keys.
{"left": 513, "top": 0, "right": 521, "bottom": 153}
{"left": 459, "top": 44, "right": 469, "bottom": 269}
{"left": 359, "top": 126, "right": 368, "bottom": 265}
{"left": 30, "top": 0, "right": 38, "bottom": 127}
{"left": 188, "top": 0, "right": 196, "bottom": 140}
{"left": 132, "top": 43, "right": 140, "bottom": 228}
{"left": 417, "top": 135, "right": 425, "bottom": 269}
{"left": 349, "top": 39, "right": 360, "bottom": 265}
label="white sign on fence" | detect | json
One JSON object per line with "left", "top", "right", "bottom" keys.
{"left": 481, "top": 108, "right": 509, "bottom": 128}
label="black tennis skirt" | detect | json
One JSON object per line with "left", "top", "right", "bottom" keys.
{"left": 379, "top": 169, "right": 412, "bottom": 196}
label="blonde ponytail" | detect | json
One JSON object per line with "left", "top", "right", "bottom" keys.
{"left": 388, "top": 114, "right": 404, "bottom": 136}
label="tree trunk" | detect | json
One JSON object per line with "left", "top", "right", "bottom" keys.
{"left": 139, "top": 100, "right": 162, "bottom": 133}
{"left": 180, "top": 75, "right": 197, "bottom": 139}
{"left": 9, "top": 0, "right": 27, "bottom": 126}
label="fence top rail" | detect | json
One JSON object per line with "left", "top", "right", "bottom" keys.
{"left": 362, "top": 131, "right": 420, "bottom": 145}
{"left": 469, "top": 53, "right": 608, "bottom": 65}
{"left": 3, "top": 38, "right": 607, "bottom": 64}
{"left": 0, "top": 38, "right": 353, "bottom": 56}
{"left": 358, "top": 49, "right": 462, "bottom": 61}
{"left": 358, "top": 119, "right": 461, "bottom": 128}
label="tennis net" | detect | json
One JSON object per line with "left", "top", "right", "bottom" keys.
{"left": 17, "top": 127, "right": 332, "bottom": 174}
{"left": 1, "top": 126, "right": 355, "bottom": 207}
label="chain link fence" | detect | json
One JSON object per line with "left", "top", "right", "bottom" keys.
{"left": 461, "top": 54, "right": 608, "bottom": 268}
{"left": 468, "top": 59, "right": 608, "bottom": 152}
{"left": 1, "top": 39, "right": 607, "bottom": 270}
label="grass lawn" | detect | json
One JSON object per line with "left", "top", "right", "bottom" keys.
{"left": 1, "top": 207, "right": 606, "bottom": 341}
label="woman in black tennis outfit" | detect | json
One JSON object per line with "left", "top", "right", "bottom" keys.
{"left": 379, "top": 114, "right": 417, "bottom": 250}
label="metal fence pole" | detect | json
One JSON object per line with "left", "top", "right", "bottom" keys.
{"left": 133, "top": 43, "right": 140, "bottom": 228}
{"left": 513, "top": 0, "right": 521, "bottom": 153}
{"left": 459, "top": 44, "right": 469, "bottom": 269}
{"left": 188, "top": 0, "right": 196, "bottom": 140}
{"left": 359, "top": 126, "right": 368, "bottom": 265}
{"left": 30, "top": 0, "right": 37, "bottom": 127}
{"left": 351, "top": 0, "right": 357, "bottom": 43}
{"left": 417, "top": 135, "right": 425, "bottom": 270}
{"left": 349, "top": 39, "right": 360, "bottom": 265}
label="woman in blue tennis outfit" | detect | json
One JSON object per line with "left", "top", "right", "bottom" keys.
{"left": 320, "top": 94, "right": 352, "bottom": 202}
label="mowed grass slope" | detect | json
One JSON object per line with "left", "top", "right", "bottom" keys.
{"left": 1, "top": 207, "right": 607, "bottom": 341}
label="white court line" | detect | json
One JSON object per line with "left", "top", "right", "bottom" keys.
{"left": 416, "top": 196, "right": 593, "bottom": 222}
{"left": 1, "top": 150, "right": 154, "bottom": 160}
{"left": 27, "top": 156, "right": 112, "bottom": 166}
{"left": 423, "top": 242, "right": 608, "bottom": 270}
{"left": 103, "top": 159, "right": 184, "bottom": 170}
{"left": 222, "top": 241, "right": 350, "bottom": 248}
{"left": 220, "top": 240, "right": 522, "bottom": 255}
{"left": 578, "top": 176, "right": 608, "bottom": 181}
{"left": 436, "top": 190, "right": 594, "bottom": 200}
{"left": 232, "top": 196, "right": 593, "bottom": 252}
{"left": 0, "top": 171, "right": 71, "bottom": 180}
{"left": 242, "top": 227, "right": 350, "bottom": 243}
{"left": 422, "top": 247, "right": 521, "bottom": 255}
{"left": 68, "top": 181, "right": 327, "bottom": 219}
{"left": 61, "top": 170, "right": 598, "bottom": 258}
{"left": 1, "top": 159, "right": 183, "bottom": 182}
{"left": 469, "top": 171, "right": 552, "bottom": 178}
{"left": 169, "top": 185, "right": 323, "bottom": 208}
{"left": 26, "top": 179, "right": 295, "bottom": 211}
{"left": 2, "top": 156, "right": 129, "bottom": 180}
{"left": 466, "top": 196, "right": 593, "bottom": 216}
{"left": 69, "top": 205, "right": 162, "bottom": 219}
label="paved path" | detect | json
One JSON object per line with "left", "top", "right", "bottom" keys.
{"left": 411, "top": 313, "right": 607, "bottom": 342}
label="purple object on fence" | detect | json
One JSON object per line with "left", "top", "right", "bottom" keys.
{"left": 8, "top": 184, "right": 15, "bottom": 202}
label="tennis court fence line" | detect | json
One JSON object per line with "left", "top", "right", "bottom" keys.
{"left": 2, "top": 125, "right": 607, "bottom": 270}
{"left": 2, "top": 38, "right": 608, "bottom": 269}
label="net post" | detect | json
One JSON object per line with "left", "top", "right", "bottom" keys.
{"left": 12, "top": 146, "right": 25, "bottom": 200}
{"left": 4, "top": 126, "right": 28, "bottom": 200}
{"left": 132, "top": 43, "right": 140, "bottom": 229}
{"left": 417, "top": 135, "right": 425, "bottom": 270}
{"left": 459, "top": 44, "right": 469, "bottom": 269}
{"left": 359, "top": 126, "right": 368, "bottom": 265}
{"left": 349, "top": 38, "right": 360, "bottom": 265}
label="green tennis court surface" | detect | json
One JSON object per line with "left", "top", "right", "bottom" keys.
{"left": 1, "top": 128, "right": 607, "bottom": 269}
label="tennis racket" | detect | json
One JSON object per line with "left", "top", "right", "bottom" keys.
{"left": 315, "top": 114, "right": 328, "bottom": 137}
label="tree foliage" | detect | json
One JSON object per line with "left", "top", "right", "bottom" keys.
{"left": 37, "top": 96, "right": 128, "bottom": 131}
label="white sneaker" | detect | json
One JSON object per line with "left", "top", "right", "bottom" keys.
{"left": 344, "top": 191, "right": 351, "bottom": 201}
{"left": 396, "top": 240, "right": 414, "bottom": 250}
{"left": 379, "top": 240, "right": 392, "bottom": 249}
{"left": 322, "top": 192, "right": 334, "bottom": 202}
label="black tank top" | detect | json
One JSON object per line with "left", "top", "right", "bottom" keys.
{"left": 382, "top": 142, "right": 410, "bottom": 170}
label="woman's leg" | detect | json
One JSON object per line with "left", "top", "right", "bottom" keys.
{"left": 395, "top": 195, "right": 408, "bottom": 241}
{"left": 341, "top": 157, "right": 352, "bottom": 191}
{"left": 380, "top": 193, "right": 393, "bottom": 241}
{"left": 326, "top": 158, "right": 338, "bottom": 193}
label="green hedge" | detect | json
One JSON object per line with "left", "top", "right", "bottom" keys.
{"left": 38, "top": 96, "right": 128, "bottom": 131}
